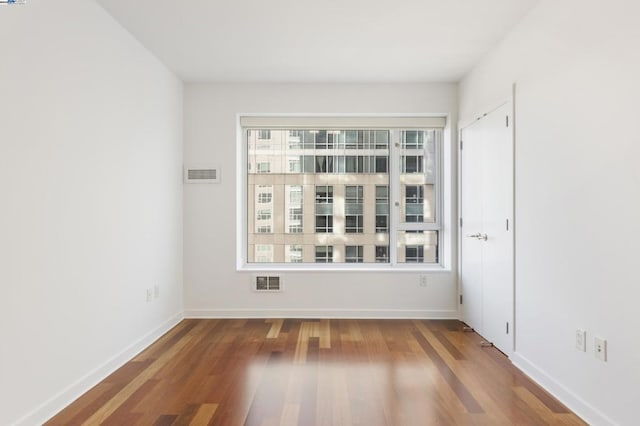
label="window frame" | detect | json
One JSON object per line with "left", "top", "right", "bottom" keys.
{"left": 237, "top": 114, "right": 450, "bottom": 272}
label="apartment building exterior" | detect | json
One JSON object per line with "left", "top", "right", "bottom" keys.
{"left": 246, "top": 127, "right": 440, "bottom": 264}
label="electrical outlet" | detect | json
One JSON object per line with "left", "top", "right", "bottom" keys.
{"left": 575, "top": 329, "right": 586, "bottom": 352}
{"left": 154, "top": 284, "right": 160, "bottom": 299}
{"left": 146, "top": 288, "right": 153, "bottom": 302}
{"left": 594, "top": 337, "right": 607, "bottom": 361}
{"left": 419, "top": 275, "right": 428, "bottom": 287}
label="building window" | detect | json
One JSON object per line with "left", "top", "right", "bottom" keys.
{"left": 405, "top": 185, "right": 424, "bottom": 223}
{"left": 315, "top": 245, "right": 333, "bottom": 263}
{"left": 398, "top": 230, "right": 437, "bottom": 263}
{"left": 256, "top": 162, "right": 271, "bottom": 173}
{"left": 287, "top": 245, "right": 303, "bottom": 263}
{"left": 401, "top": 155, "right": 424, "bottom": 173}
{"left": 288, "top": 207, "right": 303, "bottom": 233}
{"left": 287, "top": 185, "right": 303, "bottom": 233}
{"left": 255, "top": 185, "right": 273, "bottom": 234}
{"left": 245, "top": 124, "right": 443, "bottom": 266}
{"left": 257, "top": 209, "right": 271, "bottom": 221}
{"left": 345, "top": 185, "right": 363, "bottom": 233}
{"left": 375, "top": 156, "right": 388, "bottom": 173}
{"left": 345, "top": 245, "right": 364, "bottom": 263}
{"left": 315, "top": 186, "right": 333, "bottom": 233}
{"left": 315, "top": 155, "right": 334, "bottom": 173}
{"left": 257, "top": 188, "right": 272, "bottom": 204}
{"left": 376, "top": 185, "right": 389, "bottom": 233}
{"left": 255, "top": 244, "right": 273, "bottom": 263}
{"left": 289, "top": 186, "right": 302, "bottom": 204}
{"left": 258, "top": 130, "right": 271, "bottom": 140}
{"left": 375, "top": 245, "right": 389, "bottom": 263}
{"left": 402, "top": 130, "right": 424, "bottom": 149}
{"left": 405, "top": 245, "right": 424, "bottom": 263}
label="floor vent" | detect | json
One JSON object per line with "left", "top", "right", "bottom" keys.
{"left": 184, "top": 165, "right": 219, "bottom": 183}
{"left": 254, "top": 276, "right": 282, "bottom": 292}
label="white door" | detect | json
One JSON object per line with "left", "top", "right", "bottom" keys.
{"left": 460, "top": 101, "right": 514, "bottom": 355}
{"left": 460, "top": 121, "right": 484, "bottom": 331}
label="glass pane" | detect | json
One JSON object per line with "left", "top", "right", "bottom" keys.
{"left": 247, "top": 128, "right": 390, "bottom": 264}
{"left": 375, "top": 131, "right": 389, "bottom": 149}
{"left": 399, "top": 131, "right": 437, "bottom": 225}
{"left": 375, "top": 245, "right": 389, "bottom": 263}
{"left": 303, "top": 156, "right": 314, "bottom": 172}
{"left": 396, "top": 231, "right": 438, "bottom": 264}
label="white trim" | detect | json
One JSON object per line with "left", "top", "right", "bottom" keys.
{"left": 240, "top": 115, "right": 446, "bottom": 129}
{"left": 237, "top": 115, "right": 451, "bottom": 270}
{"left": 13, "top": 312, "right": 184, "bottom": 426}
{"left": 511, "top": 352, "right": 615, "bottom": 426}
{"left": 239, "top": 264, "right": 452, "bottom": 273}
{"left": 184, "top": 308, "right": 458, "bottom": 319}
{"left": 236, "top": 115, "right": 246, "bottom": 270}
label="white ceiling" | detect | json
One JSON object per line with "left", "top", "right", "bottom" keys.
{"left": 96, "top": 0, "right": 539, "bottom": 83}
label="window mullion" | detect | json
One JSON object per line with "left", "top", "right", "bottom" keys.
{"left": 389, "top": 129, "right": 400, "bottom": 267}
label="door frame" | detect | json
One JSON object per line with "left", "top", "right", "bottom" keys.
{"left": 457, "top": 88, "right": 516, "bottom": 355}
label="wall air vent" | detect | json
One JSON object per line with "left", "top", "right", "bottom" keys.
{"left": 254, "top": 276, "right": 282, "bottom": 292}
{"left": 184, "top": 165, "right": 219, "bottom": 183}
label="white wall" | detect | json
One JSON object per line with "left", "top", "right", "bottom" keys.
{"left": 459, "top": 1, "right": 640, "bottom": 424}
{"left": 184, "top": 83, "right": 458, "bottom": 318}
{"left": 0, "top": 1, "right": 183, "bottom": 424}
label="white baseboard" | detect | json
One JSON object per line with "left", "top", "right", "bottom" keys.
{"left": 184, "top": 308, "right": 458, "bottom": 319}
{"left": 13, "top": 312, "right": 184, "bottom": 426}
{"left": 511, "top": 352, "right": 616, "bottom": 426}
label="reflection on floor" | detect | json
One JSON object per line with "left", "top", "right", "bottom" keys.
{"left": 47, "top": 319, "right": 585, "bottom": 425}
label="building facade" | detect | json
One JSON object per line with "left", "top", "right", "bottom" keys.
{"left": 247, "top": 128, "right": 439, "bottom": 264}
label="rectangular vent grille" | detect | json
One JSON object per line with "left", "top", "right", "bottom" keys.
{"left": 255, "top": 276, "right": 281, "bottom": 292}
{"left": 184, "top": 166, "right": 219, "bottom": 183}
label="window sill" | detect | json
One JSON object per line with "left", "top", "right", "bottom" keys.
{"left": 237, "top": 263, "right": 452, "bottom": 273}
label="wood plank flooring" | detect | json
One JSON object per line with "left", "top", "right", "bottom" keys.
{"left": 47, "top": 319, "right": 586, "bottom": 425}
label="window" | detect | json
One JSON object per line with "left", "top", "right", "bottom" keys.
{"left": 287, "top": 245, "right": 303, "bottom": 263}
{"left": 376, "top": 185, "right": 389, "bottom": 233}
{"left": 257, "top": 188, "right": 272, "bottom": 204}
{"left": 289, "top": 159, "right": 301, "bottom": 173}
{"left": 375, "top": 156, "right": 388, "bottom": 173}
{"left": 255, "top": 244, "right": 273, "bottom": 263}
{"left": 256, "top": 162, "right": 271, "bottom": 173}
{"left": 257, "top": 209, "right": 271, "bottom": 220}
{"left": 402, "top": 130, "right": 424, "bottom": 149}
{"left": 258, "top": 130, "right": 271, "bottom": 140}
{"left": 405, "top": 185, "right": 424, "bottom": 222}
{"left": 315, "top": 245, "right": 333, "bottom": 263}
{"left": 345, "top": 245, "right": 364, "bottom": 263}
{"left": 401, "top": 155, "right": 424, "bottom": 173}
{"left": 315, "top": 156, "right": 334, "bottom": 173}
{"left": 288, "top": 207, "right": 303, "bottom": 233}
{"left": 345, "top": 186, "right": 363, "bottom": 233}
{"left": 398, "top": 230, "right": 438, "bottom": 263}
{"left": 405, "top": 245, "right": 424, "bottom": 263}
{"left": 244, "top": 121, "right": 443, "bottom": 267}
{"left": 255, "top": 185, "right": 273, "bottom": 234}
{"left": 315, "top": 186, "right": 333, "bottom": 233}
{"left": 288, "top": 131, "right": 302, "bottom": 149}
{"left": 290, "top": 187, "right": 302, "bottom": 204}
{"left": 375, "top": 246, "right": 389, "bottom": 263}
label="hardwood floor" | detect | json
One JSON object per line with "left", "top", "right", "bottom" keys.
{"left": 47, "top": 319, "right": 585, "bottom": 425}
